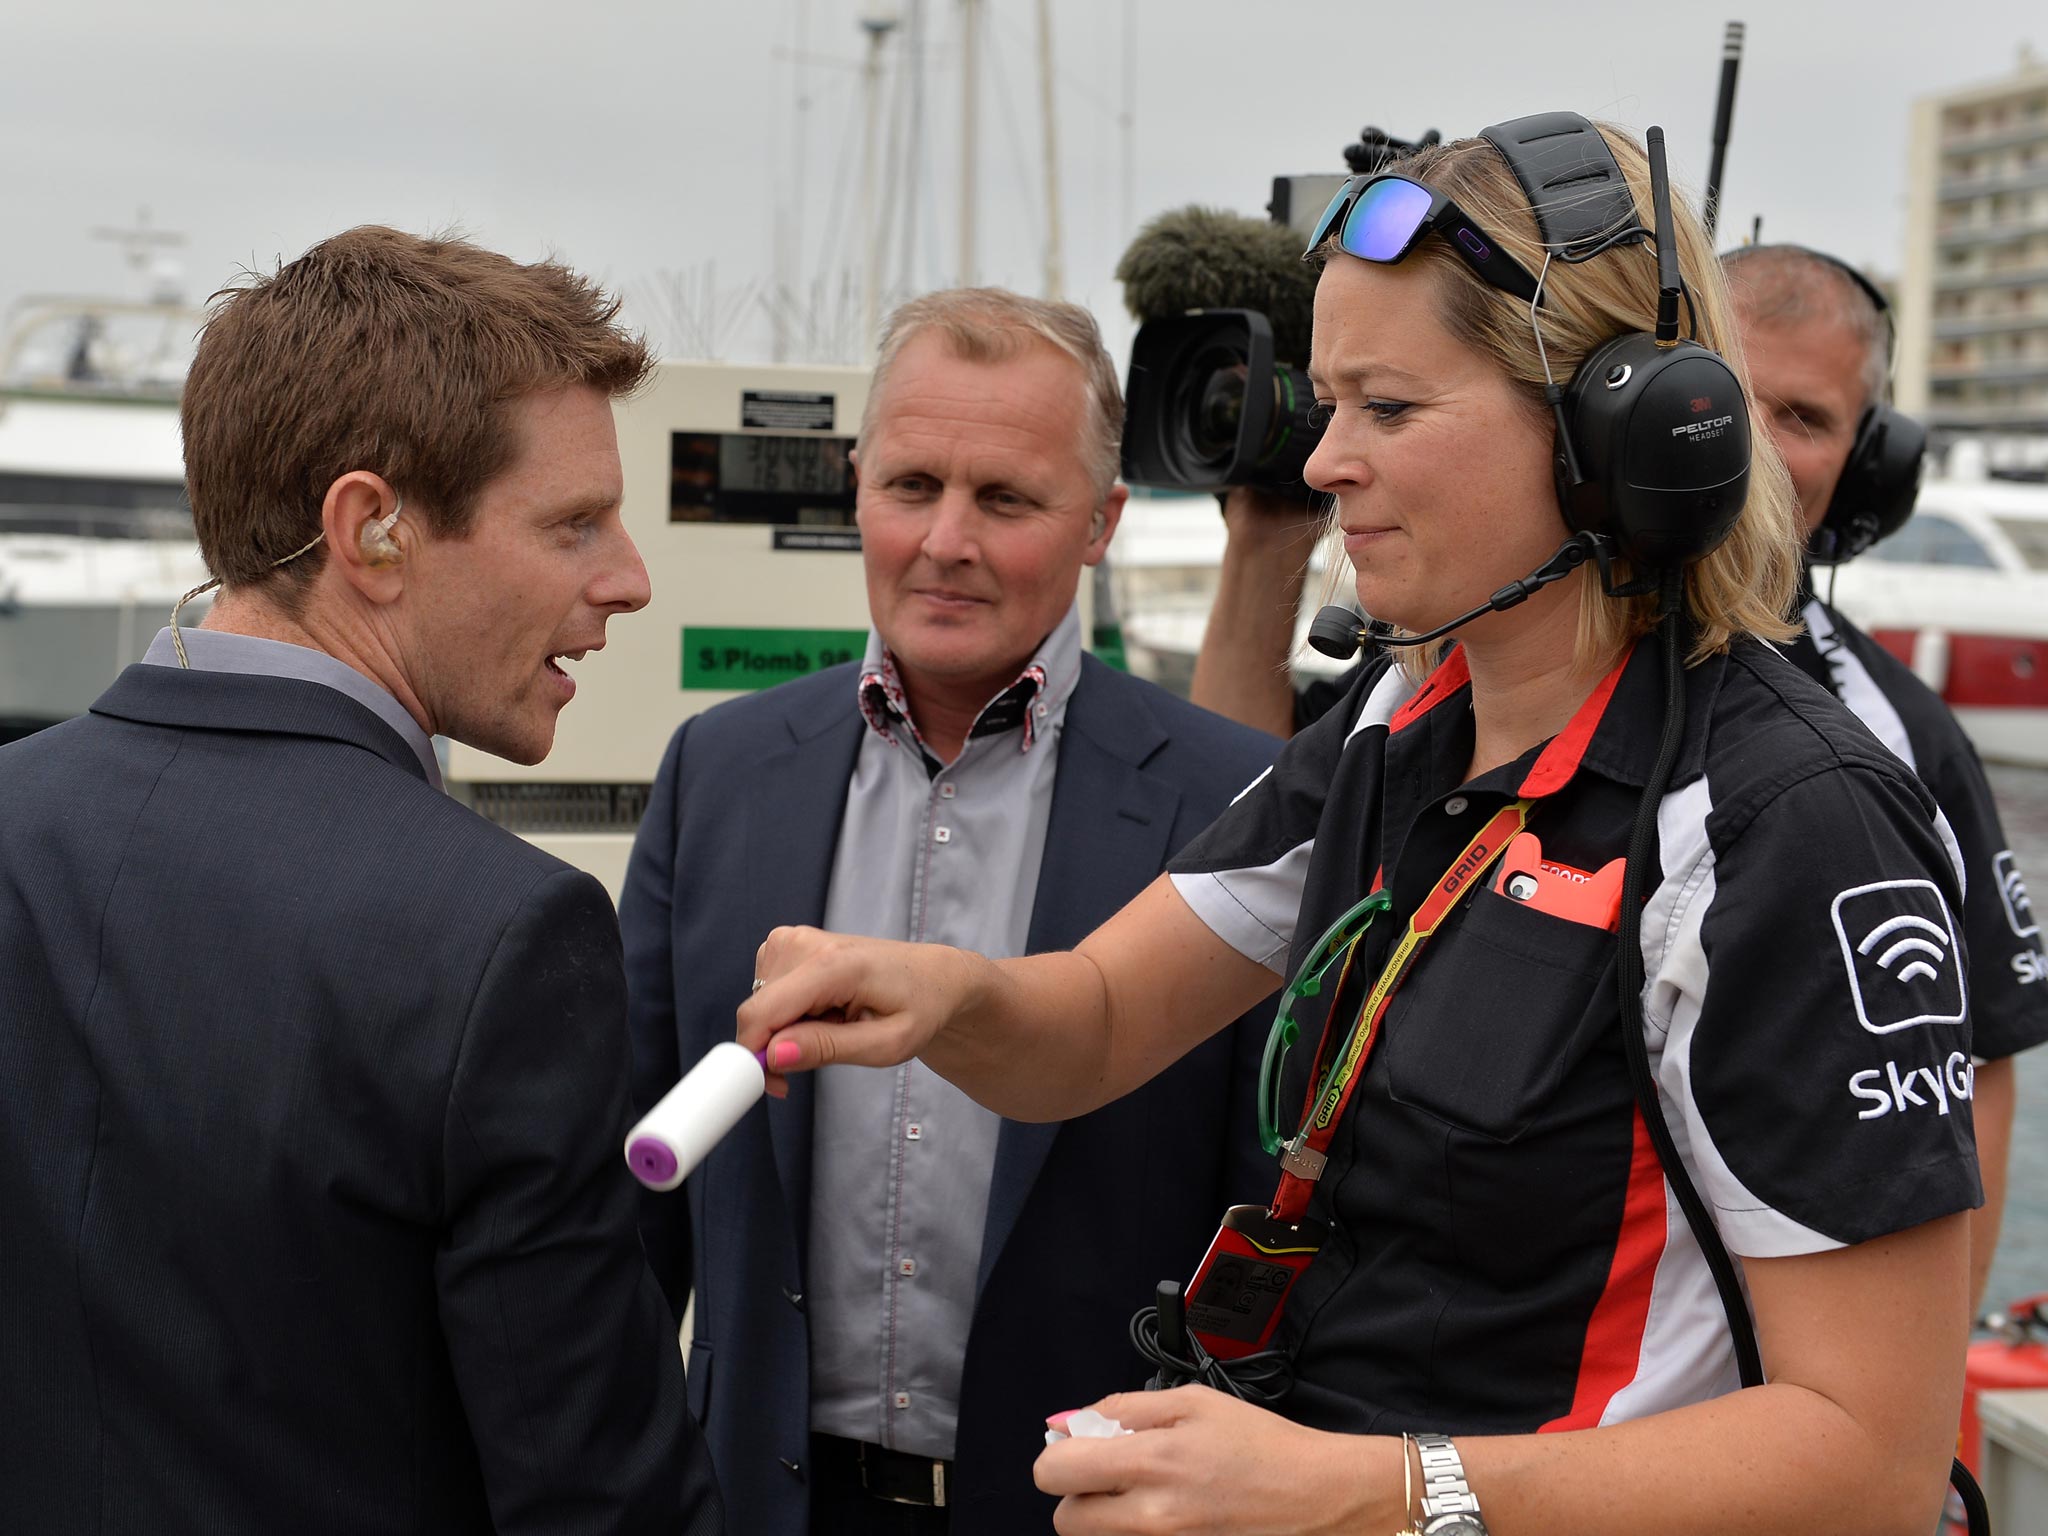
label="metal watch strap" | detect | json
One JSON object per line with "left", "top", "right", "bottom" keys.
{"left": 1414, "top": 1433, "right": 1484, "bottom": 1524}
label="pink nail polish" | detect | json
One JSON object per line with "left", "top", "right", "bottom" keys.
{"left": 769, "top": 1040, "right": 800, "bottom": 1072}
{"left": 1045, "top": 1410, "right": 1076, "bottom": 1429}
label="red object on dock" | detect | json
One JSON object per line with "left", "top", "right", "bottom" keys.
{"left": 1960, "top": 1294, "right": 2048, "bottom": 1480}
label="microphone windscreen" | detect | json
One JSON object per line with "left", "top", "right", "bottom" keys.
{"left": 1116, "top": 206, "right": 1319, "bottom": 367}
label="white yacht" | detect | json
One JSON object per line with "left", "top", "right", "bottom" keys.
{"left": 0, "top": 292, "right": 208, "bottom": 743}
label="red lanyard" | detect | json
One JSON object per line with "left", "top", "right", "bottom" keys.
{"left": 1269, "top": 800, "right": 1532, "bottom": 1225}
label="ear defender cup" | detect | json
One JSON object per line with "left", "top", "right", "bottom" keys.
{"left": 1481, "top": 111, "right": 1751, "bottom": 574}
{"left": 1810, "top": 402, "right": 1927, "bottom": 564}
{"left": 1555, "top": 331, "right": 1752, "bottom": 570}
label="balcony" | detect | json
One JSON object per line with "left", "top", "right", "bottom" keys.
{"left": 1937, "top": 165, "right": 2048, "bottom": 202}
{"left": 1940, "top": 118, "right": 2048, "bottom": 157}
{"left": 1934, "top": 313, "right": 2048, "bottom": 339}
{"left": 1928, "top": 359, "right": 2048, "bottom": 385}
{"left": 1925, "top": 401, "right": 2048, "bottom": 429}
{"left": 1935, "top": 264, "right": 2048, "bottom": 292}
{"left": 1934, "top": 218, "right": 2048, "bottom": 251}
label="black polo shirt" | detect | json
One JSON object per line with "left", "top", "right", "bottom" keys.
{"left": 1170, "top": 636, "right": 1981, "bottom": 1435}
{"left": 1788, "top": 594, "right": 2048, "bottom": 1061}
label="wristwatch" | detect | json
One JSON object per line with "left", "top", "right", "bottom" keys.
{"left": 1414, "top": 1433, "right": 1488, "bottom": 1536}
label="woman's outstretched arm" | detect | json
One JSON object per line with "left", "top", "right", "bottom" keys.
{"left": 737, "top": 873, "right": 1280, "bottom": 1122}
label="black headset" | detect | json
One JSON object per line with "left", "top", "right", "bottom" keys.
{"left": 1482, "top": 112, "right": 1753, "bottom": 576}
{"left": 1307, "top": 113, "right": 1753, "bottom": 659}
{"left": 1727, "top": 244, "right": 1926, "bottom": 565}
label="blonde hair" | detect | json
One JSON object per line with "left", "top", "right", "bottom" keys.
{"left": 1318, "top": 122, "right": 1803, "bottom": 679}
{"left": 861, "top": 287, "right": 1125, "bottom": 499}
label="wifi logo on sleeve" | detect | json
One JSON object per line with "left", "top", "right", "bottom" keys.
{"left": 1831, "top": 879, "right": 1966, "bottom": 1035}
{"left": 1996, "top": 851, "right": 2039, "bottom": 940}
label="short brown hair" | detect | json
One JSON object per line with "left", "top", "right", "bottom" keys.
{"left": 1315, "top": 123, "right": 1803, "bottom": 678}
{"left": 181, "top": 225, "right": 651, "bottom": 607}
{"left": 861, "top": 287, "right": 1124, "bottom": 499}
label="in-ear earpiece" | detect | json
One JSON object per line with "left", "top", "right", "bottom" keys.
{"left": 359, "top": 497, "right": 405, "bottom": 568}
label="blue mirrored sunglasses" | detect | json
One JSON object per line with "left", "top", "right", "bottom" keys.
{"left": 1305, "top": 173, "right": 1542, "bottom": 307}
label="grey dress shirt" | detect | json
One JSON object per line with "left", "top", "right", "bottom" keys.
{"left": 142, "top": 626, "right": 443, "bottom": 790}
{"left": 807, "top": 604, "right": 1081, "bottom": 1461}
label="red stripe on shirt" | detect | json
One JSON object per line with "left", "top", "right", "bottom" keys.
{"left": 1389, "top": 648, "right": 1473, "bottom": 734}
{"left": 1541, "top": 1106, "right": 1668, "bottom": 1432}
{"left": 1519, "top": 645, "right": 1632, "bottom": 798}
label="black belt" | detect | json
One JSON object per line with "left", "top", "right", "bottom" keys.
{"left": 811, "top": 1433, "right": 952, "bottom": 1508}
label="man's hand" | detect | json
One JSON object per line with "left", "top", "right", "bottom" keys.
{"left": 1034, "top": 1386, "right": 1395, "bottom": 1536}
{"left": 1191, "top": 487, "right": 1329, "bottom": 738}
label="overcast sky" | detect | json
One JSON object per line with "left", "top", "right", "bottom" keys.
{"left": 2, "top": 0, "right": 2040, "bottom": 369}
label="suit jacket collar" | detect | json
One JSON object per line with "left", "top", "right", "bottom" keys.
{"left": 90, "top": 663, "right": 428, "bottom": 784}
{"left": 979, "top": 658, "right": 1180, "bottom": 1293}
{"left": 745, "top": 659, "right": 1185, "bottom": 1297}
{"left": 750, "top": 675, "right": 867, "bottom": 1276}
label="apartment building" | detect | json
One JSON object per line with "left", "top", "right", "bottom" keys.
{"left": 1897, "top": 48, "right": 2048, "bottom": 443}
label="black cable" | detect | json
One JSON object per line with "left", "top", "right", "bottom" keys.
{"left": 1127, "top": 1305, "right": 1295, "bottom": 1405}
{"left": 1615, "top": 570, "right": 1765, "bottom": 1389}
{"left": 1951, "top": 1458, "right": 1991, "bottom": 1536}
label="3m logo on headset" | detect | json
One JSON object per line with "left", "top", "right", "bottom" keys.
{"left": 1830, "top": 880, "right": 1965, "bottom": 1035}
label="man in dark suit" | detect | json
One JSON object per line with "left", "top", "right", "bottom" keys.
{"left": 621, "top": 288, "right": 1279, "bottom": 1536}
{"left": 0, "top": 227, "right": 722, "bottom": 1535}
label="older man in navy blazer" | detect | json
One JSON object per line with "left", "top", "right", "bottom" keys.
{"left": 0, "top": 228, "right": 722, "bottom": 1535}
{"left": 622, "top": 288, "right": 1278, "bottom": 1536}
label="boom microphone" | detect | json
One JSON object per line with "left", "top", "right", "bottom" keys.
{"left": 1116, "top": 205, "right": 1319, "bottom": 363}
{"left": 1115, "top": 129, "right": 1437, "bottom": 492}
{"left": 1306, "top": 533, "right": 1609, "bottom": 659}
{"left": 1117, "top": 207, "right": 1324, "bottom": 493}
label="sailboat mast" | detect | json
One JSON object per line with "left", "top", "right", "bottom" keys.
{"left": 958, "top": 0, "right": 980, "bottom": 286}
{"left": 859, "top": 14, "right": 899, "bottom": 356}
{"left": 1036, "top": 0, "right": 1064, "bottom": 299}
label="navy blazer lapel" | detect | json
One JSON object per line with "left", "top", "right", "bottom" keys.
{"left": 750, "top": 688, "right": 865, "bottom": 1277}
{"left": 978, "top": 661, "right": 1180, "bottom": 1295}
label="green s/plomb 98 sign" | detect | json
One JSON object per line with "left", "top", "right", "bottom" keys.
{"left": 682, "top": 626, "right": 869, "bottom": 691}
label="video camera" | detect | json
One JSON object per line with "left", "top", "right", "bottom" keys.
{"left": 1119, "top": 128, "right": 1440, "bottom": 496}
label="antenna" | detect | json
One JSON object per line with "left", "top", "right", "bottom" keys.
{"left": 1647, "top": 127, "right": 1682, "bottom": 345}
{"left": 1703, "top": 20, "right": 1745, "bottom": 234}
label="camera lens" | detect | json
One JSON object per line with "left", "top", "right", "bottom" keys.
{"left": 1192, "top": 364, "right": 1249, "bottom": 456}
{"left": 1121, "top": 310, "right": 1321, "bottom": 493}
{"left": 1168, "top": 345, "right": 1252, "bottom": 472}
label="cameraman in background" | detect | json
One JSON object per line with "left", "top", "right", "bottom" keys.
{"left": 1190, "top": 488, "right": 1338, "bottom": 737}
{"left": 1154, "top": 129, "right": 1433, "bottom": 737}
